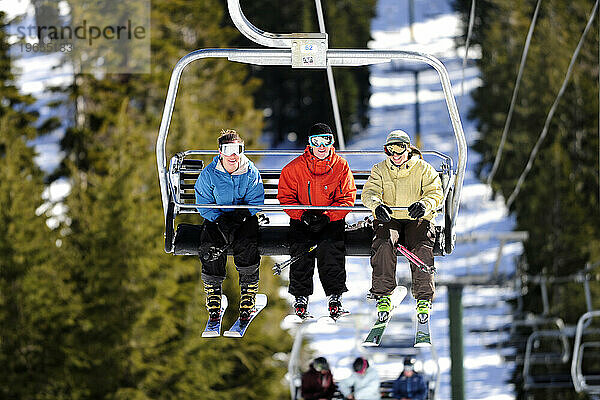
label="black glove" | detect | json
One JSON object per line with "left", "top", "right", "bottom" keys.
{"left": 375, "top": 204, "right": 393, "bottom": 222}
{"left": 199, "top": 243, "right": 227, "bottom": 262}
{"left": 215, "top": 211, "right": 245, "bottom": 243}
{"left": 231, "top": 208, "right": 251, "bottom": 222}
{"left": 408, "top": 201, "right": 426, "bottom": 219}
{"left": 301, "top": 210, "right": 330, "bottom": 233}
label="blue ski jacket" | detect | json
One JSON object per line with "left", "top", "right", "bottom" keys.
{"left": 194, "top": 155, "right": 264, "bottom": 221}
{"left": 392, "top": 373, "right": 427, "bottom": 400}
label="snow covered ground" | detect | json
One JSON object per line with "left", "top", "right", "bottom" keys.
{"left": 271, "top": 1, "right": 522, "bottom": 399}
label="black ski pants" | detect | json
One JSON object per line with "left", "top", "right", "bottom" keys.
{"left": 288, "top": 219, "right": 348, "bottom": 297}
{"left": 370, "top": 218, "right": 435, "bottom": 301}
{"left": 199, "top": 215, "right": 260, "bottom": 286}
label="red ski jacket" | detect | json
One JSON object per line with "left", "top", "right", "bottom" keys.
{"left": 277, "top": 146, "right": 356, "bottom": 221}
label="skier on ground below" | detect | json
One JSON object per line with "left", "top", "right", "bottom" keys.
{"left": 195, "top": 129, "right": 265, "bottom": 322}
{"left": 277, "top": 122, "right": 357, "bottom": 319}
{"left": 361, "top": 130, "right": 443, "bottom": 344}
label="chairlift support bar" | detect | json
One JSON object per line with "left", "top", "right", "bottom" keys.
{"left": 572, "top": 310, "right": 600, "bottom": 394}
{"left": 156, "top": 0, "right": 467, "bottom": 236}
{"left": 157, "top": 51, "right": 466, "bottom": 205}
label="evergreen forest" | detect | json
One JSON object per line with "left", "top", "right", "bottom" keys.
{"left": 454, "top": 0, "right": 600, "bottom": 398}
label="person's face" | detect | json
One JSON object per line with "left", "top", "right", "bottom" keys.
{"left": 309, "top": 134, "right": 334, "bottom": 160}
{"left": 403, "top": 368, "right": 414, "bottom": 377}
{"left": 219, "top": 141, "right": 243, "bottom": 172}
{"left": 385, "top": 142, "right": 409, "bottom": 166}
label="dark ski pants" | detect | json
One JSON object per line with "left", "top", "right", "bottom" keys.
{"left": 370, "top": 218, "right": 435, "bottom": 301}
{"left": 199, "top": 215, "right": 260, "bottom": 286}
{"left": 288, "top": 219, "right": 348, "bottom": 297}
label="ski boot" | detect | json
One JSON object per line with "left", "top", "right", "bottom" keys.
{"left": 239, "top": 282, "right": 259, "bottom": 321}
{"left": 376, "top": 295, "right": 392, "bottom": 322}
{"left": 204, "top": 282, "right": 222, "bottom": 322}
{"left": 416, "top": 299, "right": 431, "bottom": 324}
{"left": 328, "top": 294, "right": 348, "bottom": 319}
{"left": 294, "top": 296, "right": 310, "bottom": 319}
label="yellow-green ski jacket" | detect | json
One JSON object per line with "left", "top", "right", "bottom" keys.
{"left": 361, "top": 157, "right": 443, "bottom": 221}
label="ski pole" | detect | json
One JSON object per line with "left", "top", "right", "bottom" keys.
{"left": 397, "top": 244, "right": 436, "bottom": 275}
{"left": 272, "top": 244, "right": 318, "bottom": 275}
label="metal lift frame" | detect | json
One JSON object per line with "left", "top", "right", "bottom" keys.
{"left": 156, "top": 0, "right": 467, "bottom": 230}
{"left": 571, "top": 310, "right": 600, "bottom": 394}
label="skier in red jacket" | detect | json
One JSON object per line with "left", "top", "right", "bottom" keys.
{"left": 277, "top": 123, "right": 357, "bottom": 319}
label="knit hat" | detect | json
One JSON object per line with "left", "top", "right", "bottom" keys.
{"left": 309, "top": 123, "right": 333, "bottom": 136}
{"left": 384, "top": 129, "right": 411, "bottom": 146}
{"left": 403, "top": 356, "right": 414, "bottom": 370}
{"left": 312, "top": 357, "right": 330, "bottom": 372}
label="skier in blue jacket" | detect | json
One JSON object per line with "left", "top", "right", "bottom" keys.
{"left": 391, "top": 357, "right": 427, "bottom": 400}
{"left": 195, "top": 129, "right": 265, "bottom": 321}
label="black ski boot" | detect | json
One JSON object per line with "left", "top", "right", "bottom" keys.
{"left": 328, "top": 294, "right": 348, "bottom": 319}
{"left": 240, "top": 282, "right": 259, "bottom": 321}
{"left": 204, "top": 282, "right": 222, "bottom": 322}
{"left": 294, "top": 296, "right": 310, "bottom": 319}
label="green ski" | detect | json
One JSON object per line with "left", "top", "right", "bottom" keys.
{"left": 362, "top": 286, "right": 408, "bottom": 347}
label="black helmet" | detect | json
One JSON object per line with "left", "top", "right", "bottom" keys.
{"left": 352, "top": 357, "right": 369, "bottom": 373}
{"left": 312, "top": 357, "right": 330, "bottom": 372}
{"left": 403, "top": 356, "right": 415, "bottom": 370}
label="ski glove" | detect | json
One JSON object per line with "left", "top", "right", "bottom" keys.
{"left": 301, "top": 210, "right": 330, "bottom": 233}
{"left": 408, "top": 201, "right": 426, "bottom": 219}
{"left": 216, "top": 210, "right": 247, "bottom": 244}
{"left": 199, "top": 243, "right": 227, "bottom": 262}
{"left": 375, "top": 204, "right": 393, "bottom": 222}
{"left": 231, "top": 208, "right": 251, "bottom": 222}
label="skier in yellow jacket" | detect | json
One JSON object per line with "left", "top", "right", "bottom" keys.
{"left": 361, "top": 130, "right": 443, "bottom": 327}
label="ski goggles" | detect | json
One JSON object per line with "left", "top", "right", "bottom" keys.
{"left": 384, "top": 142, "right": 408, "bottom": 156}
{"left": 219, "top": 142, "right": 244, "bottom": 156}
{"left": 308, "top": 133, "right": 334, "bottom": 147}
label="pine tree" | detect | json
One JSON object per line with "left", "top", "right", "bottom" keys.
{"left": 0, "top": 10, "right": 74, "bottom": 398}
{"left": 454, "top": 1, "right": 600, "bottom": 398}
{"left": 42, "top": 0, "right": 293, "bottom": 398}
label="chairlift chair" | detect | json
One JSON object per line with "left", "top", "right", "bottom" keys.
{"left": 156, "top": 0, "right": 467, "bottom": 258}
{"left": 571, "top": 310, "right": 600, "bottom": 394}
{"left": 522, "top": 329, "right": 575, "bottom": 390}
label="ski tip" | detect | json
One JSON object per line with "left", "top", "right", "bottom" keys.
{"left": 202, "top": 331, "right": 221, "bottom": 338}
{"left": 256, "top": 294, "right": 268, "bottom": 307}
{"left": 223, "top": 331, "right": 242, "bottom": 338}
{"left": 317, "top": 316, "right": 336, "bottom": 325}
{"left": 361, "top": 341, "right": 379, "bottom": 347}
{"left": 414, "top": 342, "right": 432, "bottom": 348}
{"left": 283, "top": 315, "right": 303, "bottom": 325}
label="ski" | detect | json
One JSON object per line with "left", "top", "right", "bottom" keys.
{"left": 362, "top": 286, "right": 408, "bottom": 347}
{"left": 283, "top": 313, "right": 315, "bottom": 325}
{"left": 414, "top": 301, "right": 432, "bottom": 347}
{"left": 202, "top": 295, "right": 228, "bottom": 338}
{"left": 223, "top": 294, "right": 267, "bottom": 338}
{"left": 317, "top": 310, "right": 351, "bottom": 325}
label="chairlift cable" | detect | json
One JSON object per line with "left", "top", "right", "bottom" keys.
{"left": 486, "top": 0, "right": 542, "bottom": 187}
{"left": 507, "top": 0, "right": 599, "bottom": 208}
{"left": 460, "top": 0, "right": 476, "bottom": 99}
{"left": 314, "top": 0, "right": 346, "bottom": 149}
